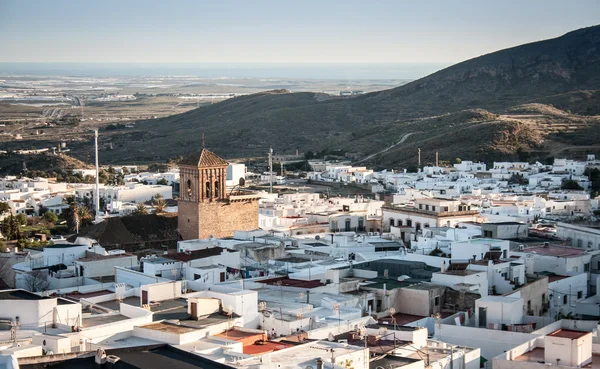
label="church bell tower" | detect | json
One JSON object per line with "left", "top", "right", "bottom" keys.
{"left": 178, "top": 148, "right": 230, "bottom": 240}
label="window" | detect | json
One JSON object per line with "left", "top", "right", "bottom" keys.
{"left": 578, "top": 291, "right": 583, "bottom": 299}
{"left": 425, "top": 205, "right": 429, "bottom": 210}
{"left": 406, "top": 219, "right": 412, "bottom": 227}
{"left": 419, "top": 204, "right": 423, "bottom": 209}
{"left": 573, "top": 266, "right": 578, "bottom": 273}
{"left": 577, "top": 239, "right": 583, "bottom": 248}
{"left": 584, "top": 263, "right": 590, "bottom": 272}
{"left": 345, "top": 218, "right": 351, "bottom": 231}
{"left": 358, "top": 218, "right": 364, "bottom": 231}
{"left": 434, "top": 296, "right": 439, "bottom": 306}
{"left": 444, "top": 206, "right": 449, "bottom": 211}
{"left": 563, "top": 295, "right": 568, "bottom": 305}
{"left": 389, "top": 218, "right": 395, "bottom": 227}
{"left": 214, "top": 180, "right": 220, "bottom": 197}
{"left": 432, "top": 206, "right": 436, "bottom": 211}
{"left": 205, "top": 181, "right": 211, "bottom": 198}
{"left": 397, "top": 220, "right": 403, "bottom": 226}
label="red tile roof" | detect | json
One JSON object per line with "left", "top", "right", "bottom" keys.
{"left": 179, "top": 148, "right": 229, "bottom": 168}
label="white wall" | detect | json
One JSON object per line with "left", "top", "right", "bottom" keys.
{"left": 475, "top": 297, "right": 523, "bottom": 327}
{"left": 31, "top": 334, "right": 71, "bottom": 355}
{"left": 77, "top": 256, "right": 138, "bottom": 278}
{"left": 435, "top": 323, "right": 539, "bottom": 360}
{"left": 142, "top": 281, "right": 182, "bottom": 303}
{"left": 115, "top": 267, "right": 169, "bottom": 287}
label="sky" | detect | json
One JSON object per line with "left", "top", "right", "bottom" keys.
{"left": 1, "top": 0, "right": 599, "bottom": 64}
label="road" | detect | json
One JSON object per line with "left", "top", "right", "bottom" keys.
{"left": 354, "top": 132, "right": 416, "bottom": 164}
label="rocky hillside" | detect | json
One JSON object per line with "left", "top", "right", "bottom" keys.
{"left": 93, "top": 25, "right": 600, "bottom": 166}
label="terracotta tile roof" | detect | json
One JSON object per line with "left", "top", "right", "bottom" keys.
{"left": 179, "top": 148, "right": 229, "bottom": 168}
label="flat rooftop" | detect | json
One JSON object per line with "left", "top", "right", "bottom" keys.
{"left": 522, "top": 245, "right": 586, "bottom": 257}
{"left": 548, "top": 328, "right": 591, "bottom": 340}
{"left": 82, "top": 313, "right": 129, "bottom": 328}
{"left": 45, "top": 243, "right": 88, "bottom": 249}
{"left": 0, "top": 289, "right": 48, "bottom": 301}
{"left": 63, "top": 290, "right": 114, "bottom": 301}
{"left": 77, "top": 253, "right": 135, "bottom": 262}
{"left": 370, "top": 355, "right": 421, "bottom": 369}
{"left": 378, "top": 314, "right": 427, "bottom": 326}
{"left": 514, "top": 347, "right": 598, "bottom": 368}
{"left": 139, "top": 321, "right": 197, "bottom": 334}
{"left": 24, "top": 345, "right": 228, "bottom": 369}
{"left": 260, "top": 277, "right": 324, "bottom": 289}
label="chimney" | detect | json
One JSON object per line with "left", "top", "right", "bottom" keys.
{"left": 316, "top": 359, "right": 323, "bottom": 369}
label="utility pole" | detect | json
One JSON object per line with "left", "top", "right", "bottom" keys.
{"left": 94, "top": 130, "right": 100, "bottom": 218}
{"left": 269, "top": 148, "right": 273, "bottom": 194}
{"left": 436, "top": 151, "right": 439, "bottom": 167}
{"left": 418, "top": 148, "right": 421, "bottom": 169}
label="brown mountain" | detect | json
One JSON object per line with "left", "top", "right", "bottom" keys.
{"left": 100, "top": 25, "right": 600, "bottom": 167}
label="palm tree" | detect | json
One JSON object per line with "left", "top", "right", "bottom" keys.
{"left": 69, "top": 205, "right": 93, "bottom": 233}
{"left": 153, "top": 198, "right": 167, "bottom": 213}
{"left": 77, "top": 206, "right": 92, "bottom": 227}
{"left": 133, "top": 203, "right": 148, "bottom": 215}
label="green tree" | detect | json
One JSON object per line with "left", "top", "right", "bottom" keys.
{"left": 0, "top": 202, "right": 10, "bottom": 215}
{"left": 133, "top": 203, "right": 148, "bottom": 215}
{"left": 43, "top": 211, "right": 58, "bottom": 224}
{"left": 16, "top": 214, "right": 27, "bottom": 226}
{"left": 561, "top": 179, "right": 583, "bottom": 190}
{"left": 1, "top": 215, "right": 21, "bottom": 240}
{"left": 76, "top": 206, "right": 93, "bottom": 229}
{"left": 156, "top": 178, "right": 169, "bottom": 186}
{"left": 455, "top": 158, "right": 462, "bottom": 164}
{"left": 153, "top": 197, "right": 167, "bottom": 213}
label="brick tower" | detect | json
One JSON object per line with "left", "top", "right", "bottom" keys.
{"left": 177, "top": 148, "right": 259, "bottom": 240}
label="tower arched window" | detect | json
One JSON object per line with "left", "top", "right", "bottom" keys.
{"left": 214, "top": 181, "right": 220, "bottom": 198}
{"left": 205, "top": 181, "right": 211, "bottom": 198}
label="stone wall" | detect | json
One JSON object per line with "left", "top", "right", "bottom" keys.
{"left": 178, "top": 199, "right": 259, "bottom": 240}
{"left": 445, "top": 289, "right": 480, "bottom": 313}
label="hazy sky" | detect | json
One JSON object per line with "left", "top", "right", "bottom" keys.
{"left": 1, "top": 0, "right": 598, "bottom": 64}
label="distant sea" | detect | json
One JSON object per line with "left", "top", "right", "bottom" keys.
{"left": 0, "top": 62, "right": 450, "bottom": 80}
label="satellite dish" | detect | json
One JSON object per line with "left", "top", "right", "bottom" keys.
{"left": 315, "top": 235, "right": 321, "bottom": 240}
{"left": 328, "top": 332, "right": 334, "bottom": 341}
